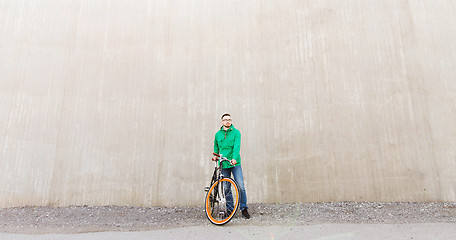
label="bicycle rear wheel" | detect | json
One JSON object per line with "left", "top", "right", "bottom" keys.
{"left": 205, "top": 177, "right": 240, "bottom": 225}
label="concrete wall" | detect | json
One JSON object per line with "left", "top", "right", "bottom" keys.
{"left": 1, "top": 0, "right": 455, "bottom": 207}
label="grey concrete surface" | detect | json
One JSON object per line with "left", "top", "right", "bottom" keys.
{"left": 1, "top": 0, "right": 456, "bottom": 207}
{"left": 1, "top": 224, "right": 456, "bottom": 240}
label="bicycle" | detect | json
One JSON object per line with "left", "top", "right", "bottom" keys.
{"left": 204, "top": 153, "right": 240, "bottom": 225}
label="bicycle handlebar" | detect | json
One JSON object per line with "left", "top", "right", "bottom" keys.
{"left": 213, "top": 153, "right": 233, "bottom": 165}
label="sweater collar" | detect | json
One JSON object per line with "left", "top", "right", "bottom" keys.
{"left": 220, "top": 125, "right": 234, "bottom": 132}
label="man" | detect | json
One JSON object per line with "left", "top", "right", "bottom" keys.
{"left": 212, "top": 113, "right": 250, "bottom": 219}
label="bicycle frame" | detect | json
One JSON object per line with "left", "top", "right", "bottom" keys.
{"left": 208, "top": 156, "right": 227, "bottom": 216}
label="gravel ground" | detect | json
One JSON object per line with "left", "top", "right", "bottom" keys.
{"left": 1, "top": 202, "right": 455, "bottom": 234}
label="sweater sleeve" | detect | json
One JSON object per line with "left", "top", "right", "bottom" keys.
{"left": 232, "top": 130, "right": 241, "bottom": 161}
{"left": 213, "top": 134, "right": 219, "bottom": 154}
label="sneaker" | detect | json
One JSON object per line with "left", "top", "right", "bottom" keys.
{"left": 242, "top": 209, "right": 251, "bottom": 219}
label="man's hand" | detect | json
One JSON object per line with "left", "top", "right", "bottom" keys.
{"left": 230, "top": 159, "right": 237, "bottom": 165}
{"left": 212, "top": 156, "right": 217, "bottom": 161}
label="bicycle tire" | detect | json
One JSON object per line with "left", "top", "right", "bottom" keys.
{"left": 205, "top": 177, "right": 240, "bottom": 225}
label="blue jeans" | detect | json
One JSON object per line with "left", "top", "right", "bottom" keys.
{"left": 222, "top": 165, "right": 248, "bottom": 211}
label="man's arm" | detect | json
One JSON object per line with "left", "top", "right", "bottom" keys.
{"left": 232, "top": 130, "right": 241, "bottom": 162}
{"left": 212, "top": 134, "right": 219, "bottom": 161}
{"left": 213, "top": 135, "right": 219, "bottom": 154}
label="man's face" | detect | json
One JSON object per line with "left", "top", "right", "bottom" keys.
{"left": 222, "top": 116, "right": 232, "bottom": 128}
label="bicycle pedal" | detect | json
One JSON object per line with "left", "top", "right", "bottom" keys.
{"left": 205, "top": 186, "right": 210, "bottom": 192}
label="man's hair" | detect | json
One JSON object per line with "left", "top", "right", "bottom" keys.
{"left": 221, "top": 113, "right": 231, "bottom": 119}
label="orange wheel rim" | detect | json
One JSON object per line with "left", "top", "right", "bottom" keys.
{"left": 205, "top": 178, "right": 239, "bottom": 224}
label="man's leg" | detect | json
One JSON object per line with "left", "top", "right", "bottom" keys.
{"left": 221, "top": 168, "right": 234, "bottom": 213}
{"left": 231, "top": 165, "right": 248, "bottom": 211}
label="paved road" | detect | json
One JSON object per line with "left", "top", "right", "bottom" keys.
{"left": 1, "top": 223, "right": 455, "bottom": 240}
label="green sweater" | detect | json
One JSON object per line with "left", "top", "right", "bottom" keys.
{"left": 213, "top": 125, "right": 241, "bottom": 169}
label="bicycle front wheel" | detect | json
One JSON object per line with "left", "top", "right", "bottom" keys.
{"left": 205, "top": 177, "right": 240, "bottom": 225}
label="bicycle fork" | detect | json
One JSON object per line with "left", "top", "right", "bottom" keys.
{"left": 217, "top": 181, "right": 227, "bottom": 217}
{"left": 205, "top": 180, "right": 228, "bottom": 217}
